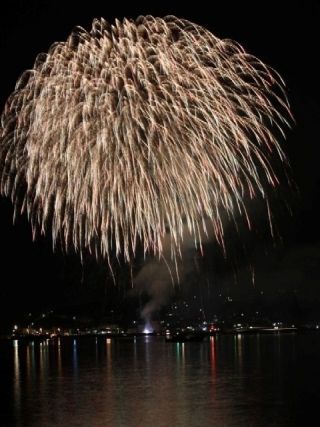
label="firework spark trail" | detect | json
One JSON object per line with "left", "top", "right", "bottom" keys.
{"left": 0, "top": 15, "right": 291, "bottom": 265}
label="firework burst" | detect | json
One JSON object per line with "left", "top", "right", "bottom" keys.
{"left": 0, "top": 15, "right": 291, "bottom": 264}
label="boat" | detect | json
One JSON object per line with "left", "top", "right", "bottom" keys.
{"left": 165, "top": 330, "right": 206, "bottom": 342}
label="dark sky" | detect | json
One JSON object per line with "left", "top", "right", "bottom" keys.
{"left": 0, "top": 1, "right": 319, "bottom": 331}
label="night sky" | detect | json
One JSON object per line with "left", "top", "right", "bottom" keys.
{"left": 0, "top": 1, "right": 319, "bottom": 333}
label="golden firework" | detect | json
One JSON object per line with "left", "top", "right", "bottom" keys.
{"left": 0, "top": 16, "right": 291, "bottom": 264}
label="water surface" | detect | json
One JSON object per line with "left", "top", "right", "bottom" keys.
{"left": 1, "top": 333, "right": 320, "bottom": 426}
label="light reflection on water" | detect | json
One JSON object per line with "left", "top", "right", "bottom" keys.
{"left": 1, "top": 333, "right": 320, "bottom": 426}
{"left": 13, "top": 339, "right": 20, "bottom": 416}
